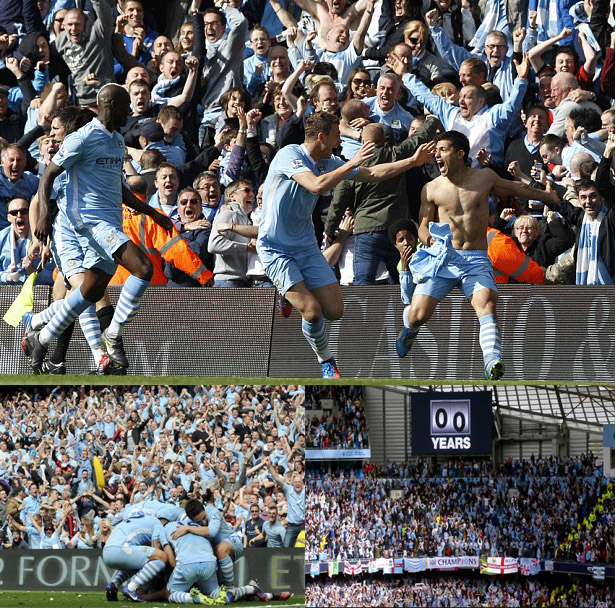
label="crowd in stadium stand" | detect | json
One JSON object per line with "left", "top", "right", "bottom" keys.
{"left": 306, "top": 574, "right": 616, "bottom": 607}
{"left": 306, "top": 385, "right": 368, "bottom": 450}
{"left": 0, "top": 384, "right": 305, "bottom": 549}
{"left": 306, "top": 454, "right": 615, "bottom": 563}
{"left": 0, "top": 0, "right": 613, "bottom": 294}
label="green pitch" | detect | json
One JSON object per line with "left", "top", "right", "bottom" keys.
{"left": 0, "top": 374, "right": 592, "bottom": 386}
{"left": 0, "top": 591, "right": 305, "bottom": 608}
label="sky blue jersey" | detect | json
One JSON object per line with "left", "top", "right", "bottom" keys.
{"left": 165, "top": 520, "right": 216, "bottom": 565}
{"left": 106, "top": 514, "right": 168, "bottom": 548}
{"left": 52, "top": 118, "right": 126, "bottom": 231}
{"left": 258, "top": 144, "right": 358, "bottom": 253}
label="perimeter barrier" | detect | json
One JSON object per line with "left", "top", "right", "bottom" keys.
{"left": 0, "top": 285, "right": 612, "bottom": 381}
{"left": 0, "top": 548, "right": 304, "bottom": 592}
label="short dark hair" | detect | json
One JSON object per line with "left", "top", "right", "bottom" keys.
{"left": 525, "top": 103, "right": 550, "bottom": 121}
{"left": 312, "top": 61, "right": 338, "bottom": 81}
{"left": 157, "top": 105, "right": 183, "bottom": 124}
{"left": 461, "top": 57, "right": 488, "bottom": 80}
{"left": 388, "top": 218, "right": 418, "bottom": 245}
{"left": 569, "top": 108, "right": 602, "bottom": 133}
{"left": 435, "top": 130, "right": 470, "bottom": 163}
{"left": 204, "top": 7, "right": 226, "bottom": 26}
{"left": 539, "top": 134, "right": 565, "bottom": 150}
{"left": 184, "top": 499, "right": 205, "bottom": 520}
{"left": 304, "top": 111, "right": 339, "bottom": 141}
{"left": 140, "top": 148, "right": 165, "bottom": 170}
{"left": 575, "top": 179, "right": 599, "bottom": 195}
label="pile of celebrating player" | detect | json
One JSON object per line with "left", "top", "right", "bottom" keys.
{"left": 0, "top": 384, "right": 304, "bottom": 602}
{"left": 0, "top": 0, "right": 613, "bottom": 377}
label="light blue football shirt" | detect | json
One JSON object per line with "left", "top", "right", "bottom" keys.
{"left": 165, "top": 520, "right": 216, "bottom": 565}
{"left": 106, "top": 514, "right": 168, "bottom": 547}
{"left": 258, "top": 144, "right": 358, "bottom": 253}
{"left": 52, "top": 118, "right": 126, "bottom": 230}
{"left": 204, "top": 505, "right": 234, "bottom": 545}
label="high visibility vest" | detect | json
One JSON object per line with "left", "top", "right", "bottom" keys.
{"left": 110, "top": 207, "right": 213, "bottom": 286}
{"left": 486, "top": 228, "right": 546, "bottom": 285}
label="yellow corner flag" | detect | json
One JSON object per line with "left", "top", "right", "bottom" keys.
{"left": 3, "top": 271, "right": 38, "bottom": 328}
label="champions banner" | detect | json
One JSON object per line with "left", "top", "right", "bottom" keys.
{"left": 427, "top": 556, "right": 480, "bottom": 570}
{"left": 481, "top": 557, "right": 519, "bottom": 575}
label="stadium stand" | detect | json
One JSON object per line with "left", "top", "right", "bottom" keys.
{"left": 307, "top": 386, "right": 368, "bottom": 450}
{"left": 305, "top": 384, "right": 615, "bottom": 607}
{"left": 306, "top": 574, "right": 616, "bottom": 608}
{"left": 0, "top": 384, "right": 305, "bottom": 550}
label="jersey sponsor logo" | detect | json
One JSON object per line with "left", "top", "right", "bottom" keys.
{"left": 96, "top": 157, "right": 124, "bottom": 166}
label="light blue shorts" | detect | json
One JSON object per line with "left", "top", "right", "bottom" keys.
{"left": 75, "top": 221, "right": 130, "bottom": 276}
{"left": 168, "top": 561, "right": 218, "bottom": 595}
{"left": 102, "top": 544, "right": 156, "bottom": 571}
{"left": 413, "top": 250, "right": 497, "bottom": 302}
{"left": 51, "top": 218, "right": 85, "bottom": 280}
{"left": 258, "top": 244, "right": 337, "bottom": 296}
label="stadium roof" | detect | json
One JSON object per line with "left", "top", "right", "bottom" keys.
{"left": 386, "top": 385, "right": 614, "bottom": 433}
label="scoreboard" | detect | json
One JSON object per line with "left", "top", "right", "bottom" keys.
{"left": 411, "top": 391, "right": 493, "bottom": 455}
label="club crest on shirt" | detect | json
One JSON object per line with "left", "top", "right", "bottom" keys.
{"left": 105, "top": 233, "right": 118, "bottom": 245}
{"left": 66, "top": 259, "right": 78, "bottom": 269}
{"left": 316, "top": 162, "right": 326, "bottom": 173}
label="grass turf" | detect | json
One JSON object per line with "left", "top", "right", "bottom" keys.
{"left": 0, "top": 591, "right": 305, "bottom": 608}
{"left": 0, "top": 374, "right": 597, "bottom": 386}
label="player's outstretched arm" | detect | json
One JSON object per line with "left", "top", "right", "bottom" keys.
{"left": 292, "top": 141, "right": 376, "bottom": 194}
{"left": 121, "top": 184, "right": 174, "bottom": 232}
{"left": 36, "top": 161, "right": 65, "bottom": 243}
{"left": 491, "top": 171, "right": 560, "bottom": 207}
{"left": 355, "top": 142, "right": 435, "bottom": 183}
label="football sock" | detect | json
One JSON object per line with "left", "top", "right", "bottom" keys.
{"left": 218, "top": 556, "right": 235, "bottom": 587}
{"left": 128, "top": 559, "right": 165, "bottom": 590}
{"left": 402, "top": 305, "right": 421, "bottom": 336}
{"left": 301, "top": 316, "right": 333, "bottom": 364}
{"left": 478, "top": 314, "right": 502, "bottom": 366}
{"left": 106, "top": 276, "right": 149, "bottom": 337}
{"left": 31, "top": 299, "right": 63, "bottom": 329}
{"left": 111, "top": 570, "right": 130, "bottom": 588}
{"left": 79, "top": 306, "right": 105, "bottom": 360}
{"left": 39, "top": 288, "right": 93, "bottom": 346}
{"left": 229, "top": 586, "right": 253, "bottom": 601}
{"left": 169, "top": 592, "right": 193, "bottom": 604}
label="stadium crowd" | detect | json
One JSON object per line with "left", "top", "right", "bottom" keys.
{"left": 306, "top": 574, "right": 616, "bottom": 607}
{"left": 0, "top": 384, "right": 305, "bottom": 550}
{"left": 306, "top": 454, "right": 615, "bottom": 563}
{"left": 0, "top": 0, "right": 613, "bottom": 294}
{"left": 306, "top": 385, "right": 369, "bottom": 450}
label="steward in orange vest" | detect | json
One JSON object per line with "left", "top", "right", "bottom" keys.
{"left": 487, "top": 227, "right": 546, "bottom": 284}
{"left": 110, "top": 203, "right": 213, "bottom": 286}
